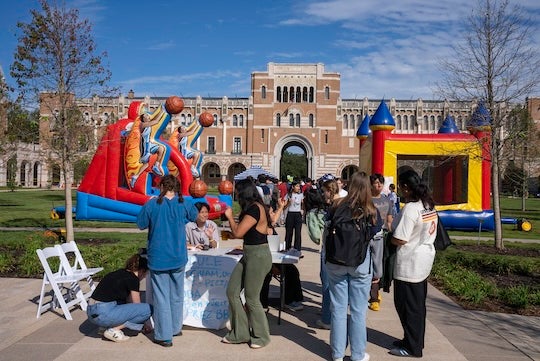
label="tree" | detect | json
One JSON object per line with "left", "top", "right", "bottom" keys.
{"left": 10, "top": 0, "right": 114, "bottom": 242}
{"left": 437, "top": 0, "right": 540, "bottom": 249}
{"left": 503, "top": 104, "right": 540, "bottom": 209}
{"left": 6, "top": 104, "right": 40, "bottom": 144}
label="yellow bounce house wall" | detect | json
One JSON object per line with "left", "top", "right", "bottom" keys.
{"left": 362, "top": 137, "right": 483, "bottom": 212}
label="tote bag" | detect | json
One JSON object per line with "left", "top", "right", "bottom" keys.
{"left": 434, "top": 215, "right": 452, "bottom": 251}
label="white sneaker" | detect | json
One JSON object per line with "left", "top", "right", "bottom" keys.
{"left": 103, "top": 328, "right": 130, "bottom": 342}
{"left": 353, "top": 352, "right": 370, "bottom": 361}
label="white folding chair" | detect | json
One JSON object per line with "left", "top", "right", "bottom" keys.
{"left": 59, "top": 241, "right": 103, "bottom": 300}
{"left": 36, "top": 246, "right": 91, "bottom": 320}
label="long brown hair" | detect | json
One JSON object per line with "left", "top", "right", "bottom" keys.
{"left": 157, "top": 175, "right": 184, "bottom": 204}
{"left": 337, "top": 171, "right": 377, "bottom": 220}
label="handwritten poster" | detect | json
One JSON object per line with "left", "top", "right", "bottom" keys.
{"left": 183, "top": 251, "right": 240, "bottom": 329}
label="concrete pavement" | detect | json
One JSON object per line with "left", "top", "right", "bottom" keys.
{"left": 0, "top": 226, "right": 538, "bottom": 361}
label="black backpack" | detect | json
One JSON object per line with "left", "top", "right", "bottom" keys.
{"left": 325, "top": 201, "right": 379, "bottom": 267}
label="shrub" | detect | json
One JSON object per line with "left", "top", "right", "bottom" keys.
{"left": 498, "top": 286, "right": 532, "bottom": 308}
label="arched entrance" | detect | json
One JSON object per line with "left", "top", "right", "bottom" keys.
{"left": 201, "top": 162, "right": 221, "bottom": 187}
{"left": 273, "top": 135, "right": 314, "bottom": 180}
{"left": 227, "top": 163, "right": 246, "bottom": 181}
{"left": 341, "top": 165, "right": 359, "bottom": 182}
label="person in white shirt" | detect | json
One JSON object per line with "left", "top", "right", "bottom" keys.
{"left": 283, "top": 182, "right": 304, "bottom": 254}
{"left": 389, "top": 169, "right": 437, "bottom": 358}
{"left": 185, "top": 202, "right": 219, "bottom": 249}
{"left": 337, "top": 178, "right": 348, "bottom": 198}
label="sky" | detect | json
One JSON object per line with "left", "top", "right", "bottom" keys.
{"left": 1, "top": 0, "right": 539, "bottom": 102}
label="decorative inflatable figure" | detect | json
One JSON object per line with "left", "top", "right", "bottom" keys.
{"left": 129, "top": 104, "right": 172, "bottom": 187}
{"left": 177, "top": 122, "right": 203, "bottom": 178}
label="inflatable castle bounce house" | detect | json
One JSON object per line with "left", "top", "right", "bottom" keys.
{"left": 75, "top": 96, "right": 230, "bottom": 222}
{"left": 357, "top": 100, "right": 495, "bottom": 231}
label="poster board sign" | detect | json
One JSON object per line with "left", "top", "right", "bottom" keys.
{"left": 183, "top": 250, "right": 240, "bottom": 329}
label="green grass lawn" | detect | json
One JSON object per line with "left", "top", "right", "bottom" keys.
{"left": 1, "top": 189, "right": 537, "bottom": 239}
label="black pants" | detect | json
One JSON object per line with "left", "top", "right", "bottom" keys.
{"left": 393, "top": 278, "right": 427, "bottom": 357}
{"left": 260, "top": 264, "right": 303, "bottom": 307}
{"left": 284, "top": 212, "right": 302, "bottom": 251}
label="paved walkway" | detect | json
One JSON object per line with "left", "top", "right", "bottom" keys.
{"left": 0, "top": 226, "right": 538, "bottom": 361}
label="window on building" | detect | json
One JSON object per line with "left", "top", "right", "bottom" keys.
{"left": 309, "top": 114, "right": 314, "bottom": 127}
{"left": 344, "top": 114, "right": 348, "bottom": 129}
{"left": 207, "top": 163, "right": 221, "bottom": 179}
{"left": 207, "top": 137, "right": 215, "bottom": 154}
{"left": 261, "top": 129, "right": 265, "bottom": 142}
{"left": 277, "top": 86, "right": 282, "bottom": 102}
{"left": 357, "top": 114, "right": 362, "bottom": 129}
{"left": 208, "top": 163, "right": 220, "bottom": 178}
{"left": 187, "top": 114, "right": 192, "bottom": 123}
{"left": 325, "top": 86, "right": 330, "bottom": 100}
{"left": 325, "top": 131, "right": 328, "bottom": 144}
{"left": 239, "top": 114, "right": 244, "bottom": 127}
{"left": 295, "top": 113, "right": 300, "bottom": 127}
{"left": 289, "top": 114, "right": 294, "bottom": 126}
{"left": 396, "top": 115, "right": 402, "bottom": 130}
{"left": 429, "top": 115, "right": 435, "bottom": 131}
{"left": 404, "top": 115, "right": 409, "bottom": 130}
{"left": 309, "top": 87, "right": 314, "bottom": 102}
{"left": 283, "top": 87, "right": 288, "bottom": 103}
{"left": 296, "top": 87, "right": 301, "bottom": 103}
{"left": 423, "top": 115, "right": 428, "bottom": 130}
{"left": 302, "top": 87, "right": 308, "bottom": 102}
{"left": 261, "top": 86, "right": 266, "bottom": 99}
{"left": 233, "top": 137, "right": 241, "bottom": 154}
{"left": 289, "top": 87, "right": 295, "bottom": 102}
{"left": 213, "top": 114, "right": 218, "bottom": 126}
{"left": 436, "top": 115, "right": 442, "bottom": 130}
{"left": 233, "top": 114, "right": 238, "bottom": 127}
{"left": 276, "top": 113, "right": 281, "bottom": 126}
{"left": 181, "top": 114, "right": 186, "bottom": 125}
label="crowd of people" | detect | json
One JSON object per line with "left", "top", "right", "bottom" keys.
{"left": 86, "top": 169, "right": 437, "bottom": 360}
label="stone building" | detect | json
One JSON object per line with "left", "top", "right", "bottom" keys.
{"left": 1, "top": 62, "right": 536, "bottom": 188}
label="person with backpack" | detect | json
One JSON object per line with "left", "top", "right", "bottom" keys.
{"left": 388, "top": 169, "right": 437, "bottom": 358}
{"left": 325, "top": 171, "right": 380, "bottom": 361}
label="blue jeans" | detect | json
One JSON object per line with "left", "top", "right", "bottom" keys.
{"left": 326, "top": 251, "right": 372, "bottom": 361}
{"left": 320, "top": 246, "right": 331, "bottom": 325}
{"left": 151, "top": 267, "right": 185, "bottom": 341}
{"left": 87, "top": 301, "right": 151, "bottom": 331}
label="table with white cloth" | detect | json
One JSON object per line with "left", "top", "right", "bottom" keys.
{"left": 145, "top": 248, "right": 298, "bottom": 330}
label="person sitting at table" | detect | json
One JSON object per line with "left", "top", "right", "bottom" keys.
{"left": 86, "top": 253, "right": 152, "bottom": 342}
{"left": 185, "top": 202, "right": 219, "bottom": 250}
{"left": 260, "top": 262, "right": 304, "bottom": 312}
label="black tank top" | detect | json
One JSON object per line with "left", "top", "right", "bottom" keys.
{"left": 240, "top": 203, "right": 268, "bottom": 246}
